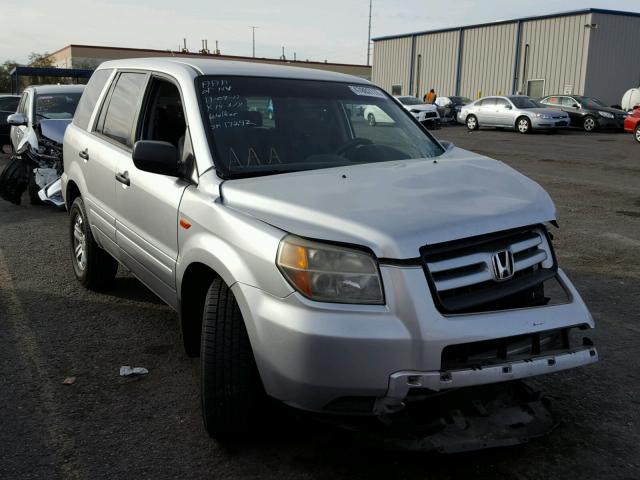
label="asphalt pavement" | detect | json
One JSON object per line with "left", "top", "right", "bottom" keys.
{"left": 0, "top": 126, "right": 638, "bottom": 479}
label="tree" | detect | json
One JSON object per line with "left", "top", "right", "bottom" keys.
{"left": 0, "top": 60, "right": 19, "bottom": 92}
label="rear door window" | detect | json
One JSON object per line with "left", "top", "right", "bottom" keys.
{"left": 73, "top": 69, "right": 113, "bottom": 131}
{"left": 99, "top": 72, "right": 148, "bottom": 148}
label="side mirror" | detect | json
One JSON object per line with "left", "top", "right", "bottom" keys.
{"left": 7, "top": 113, "right": 27, "bottom": 126}
{"left": 132, "top": 140, "right": 179, "bottom": 176}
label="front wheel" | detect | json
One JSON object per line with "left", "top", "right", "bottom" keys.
{"left": 517, "top": 117, "right": 531, "bottom": 134}
{"left": 466, "top": 115, "right": 478, "bottom": 131}
{"left": 69, "top": 197, "right": 118, "bottom": 290}
{"left": 583, "top": 115, "right": 597, "bottom": 132}
{"left": 201, "top": 278, "right": 265, "bottom": 440}
{"left": 635, "top": 124, "right": 640, "bottom": 143}
{"left": 367, "top": 113, "right": 377, "bottom": 126}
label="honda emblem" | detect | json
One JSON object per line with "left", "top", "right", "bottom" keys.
{"left": 492, "top": 250, "right": 514, "bottom": 281}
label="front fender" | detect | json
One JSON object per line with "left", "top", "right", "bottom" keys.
{"left": 175, "top": 185, "right": 293, "bottom": 301}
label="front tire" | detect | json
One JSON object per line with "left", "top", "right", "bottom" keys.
{"left": 517, "top": 116, "right": 531, "bottom": 134}
{"left": 466, "top": 115, "right": 478, "bottom": 130}
{"left": 367, "top": 113, "right": 377, "bottom": 126}
{"left": 69, "top": 197, "right": 118, "bottom": 290}
{"left": 583, "top": 115, "right": 597, "bottom": 132}
{"left": 201, "top": 278, "right": 264, "bottom": 440}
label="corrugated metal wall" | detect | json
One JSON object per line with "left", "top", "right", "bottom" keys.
{"left": 371, "top": 37, "right": 413, "bottom": 94}
{"left": 412, "top": 30, "right": 460, "bottom": 98}
{"left": 517, "top": 13, "right": 592, "bottom": 98}
{"left": 459, "top": 23, "right": 518, "bottom": 99}
{"left": 585, "top": 13, "right": 640, "bottom": 105}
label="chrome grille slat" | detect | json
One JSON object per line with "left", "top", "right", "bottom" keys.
{"left": 421, "top": 227, "right": 557, "bottom": 312}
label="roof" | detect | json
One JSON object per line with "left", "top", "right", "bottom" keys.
{"left": 373, "top": 8, "right": 640, "bottom": 41}
{"left": 50, "top": 44, "right": 371, "bottom": 69}
{"left": 24, "top": 84, "right": 86, "bottom": 94}
{"left": 97, "top": 57, "right": 372, "bottom": 84}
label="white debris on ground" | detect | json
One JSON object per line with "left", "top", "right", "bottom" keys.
{"left": 63, "top": 377, "right": 76, "bottom": 385}
{"left": 119, "top": 366, "right": 149, "bottom": 377}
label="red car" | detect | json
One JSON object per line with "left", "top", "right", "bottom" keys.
{"left": 624, "top": 106, "right": 640, "bottom": 143}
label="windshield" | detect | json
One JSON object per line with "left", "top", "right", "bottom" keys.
{"left": 397, "top": 96, "right": 423, "bottom": 106}
{"left": 36, "top": 92, "right": 82, "bottom": 119}
{"left": 197, "top": 76, "right": 443, "bottom": 178}
{"left": 575, "top": 96, "right": 607, "bottom": 109}
{"left": 509, "top": 97, "right": 539, "bottom": 109}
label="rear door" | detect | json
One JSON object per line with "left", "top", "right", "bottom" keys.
{"left": 114, "top": 74, "right": 190, "bottom": 307}
{"left": 477, "top": 98, "right": 497, "bottom": 125}
{"left": 493, "top": 98, "right": 513, "bottom": 126}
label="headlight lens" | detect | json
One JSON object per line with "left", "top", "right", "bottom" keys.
{"left": 598, "top": 111, "right": 614, "bottom": 119}
{"left": 536, "top": 113, "right": 551, "bottom": 118}
{"left": 277, "top": 235, "right": 384, "bottom": 304}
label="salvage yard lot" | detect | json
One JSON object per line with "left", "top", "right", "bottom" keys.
{"left": 1, "top": 128, "right": 638, "bottom": 479}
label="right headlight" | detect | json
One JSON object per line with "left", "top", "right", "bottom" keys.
{"left": 277, "top": 235, "right": 384, "bottom": 304}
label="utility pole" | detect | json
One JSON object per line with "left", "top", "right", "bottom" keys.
{"left": 249, "top": 26, "right": 258, "bottom": 57}
{"left": 366, "top": 0, "right": 372, "bottom": 66}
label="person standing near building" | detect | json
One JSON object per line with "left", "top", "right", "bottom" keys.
{"left": 425, "top": 89, "right": 437, "bottom": 104}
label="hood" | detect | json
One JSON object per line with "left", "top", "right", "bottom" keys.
{"left": 220, "top": 148, "right": 556, "bottom": 259}
{"left": 526, "top": 108, "right": 567, "bottom": 116}
{"left": 408, "top": 104, "right": 437, "bottom": 112}
{"left": 594, "top": 106, "right": 627, "bottom": 115}
{"left": 38, "top": 119, "right": 72, "bottom": 145}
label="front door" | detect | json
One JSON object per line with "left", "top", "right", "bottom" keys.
{"left": 114, "top": 75, "right": 189, "bottom": 307}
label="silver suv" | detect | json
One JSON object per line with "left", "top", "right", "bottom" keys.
{"left": 63, "top": 58, "right": 597, "bottom": 440}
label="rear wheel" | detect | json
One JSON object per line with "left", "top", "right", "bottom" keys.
{"left": 367, "top": 113, "right": 376, "bottom": 126}
{"left": 466, "top": 115, "right": 478, "bottom": 131}
{"left": 69, "top": 197, "right": 118, "bottom": 290}
{"left": 635, "top": 124, "right": 640, "bottom": 143}
{"left": 201, "top": 278, "right": 265, "bottom": 440}
{"left": 517, "top": 116, "right": 531, "bottom": 134}
{"left": 583, "top": 115, "right": 597, "bottom": 132}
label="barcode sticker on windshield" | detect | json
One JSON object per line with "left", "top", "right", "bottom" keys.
{"left": 348, "top": 85, "right": 385, "bottom": 98}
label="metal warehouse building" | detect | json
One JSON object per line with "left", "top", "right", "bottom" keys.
{"left": 372, "top": 8, "right": 640, "bottom": 105}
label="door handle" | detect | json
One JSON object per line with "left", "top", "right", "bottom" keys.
{"left": 79, "top": 149, "right": 89, "bottom": 160}
{"left": 115, "top": 171, "right": 130, "bottom": 186}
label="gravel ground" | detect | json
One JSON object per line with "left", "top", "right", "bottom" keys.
{"left": 0, "top": 126, "right": 638, "bottom": 479}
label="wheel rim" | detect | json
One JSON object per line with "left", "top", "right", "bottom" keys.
{"left": 584, "top": 118, "right": 595, "bottom": 131}
{"left": 467, "top": 117, "right": 476, "bottom": 129}
{"left": 636, "top": 127, "right": 640, "bottom": 143}
{"left": 518, "top": 119, "right": 529, "bottom": 132}
{"left": 73, "top": 213, "right": 87, "bottom": 271}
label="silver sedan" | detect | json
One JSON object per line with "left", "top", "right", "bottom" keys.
{"left": 457, "top": 95, "right": 570, "bottom": 133}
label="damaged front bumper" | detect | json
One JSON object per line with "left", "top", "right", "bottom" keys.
{"left": 374, "top": 345, "right": 598, "bottom": 414}
{"left": 38, "top": 177, "right": 65, "bottom": 207}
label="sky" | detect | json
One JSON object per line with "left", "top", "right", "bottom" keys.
{"left": 1, "top": 0, "right": 639, "bottom": 65}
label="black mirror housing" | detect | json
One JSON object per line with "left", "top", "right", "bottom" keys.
{"left": 132, "top": 140, "right": 179, "bottom": 177}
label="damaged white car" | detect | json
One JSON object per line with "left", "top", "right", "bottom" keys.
{"left": 0, "top": 84, "right": 83, "bottom": 206}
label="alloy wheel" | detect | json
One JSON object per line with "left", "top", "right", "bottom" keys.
{"left": 467, "top": 116, "right": 477, "bottom": 130}
{"left": 73, "top": 214, "right": 87, "bottom": 271}
{"left": 518, "top": 118, "right": 529, "bottom": 133}
{"left": 584, "top": 117, "right": 596, "bottom": 132}
{"left": 635, "top": 126, "right": 640, "bottom": 143}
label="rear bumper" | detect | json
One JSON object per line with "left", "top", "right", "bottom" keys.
{"left": 375, "top": 346, "right": 598, "bottom": 413}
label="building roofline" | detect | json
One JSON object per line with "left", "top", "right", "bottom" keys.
{"left": 48, "top": 44, "right": 371, "bottom": 69}
{"left": 372, "top": 8, "right": 640, "bottom": 41}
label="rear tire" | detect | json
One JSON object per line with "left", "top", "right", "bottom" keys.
{"left": 367, "top": 113, "right": 376, "bottom": 126}
{"left": 69, "top": 197, "right": 118, "bottom": 290}
{"left": 201, "top": 278, "right": 264, "bottom": 440}
{"left": 466, "top": 115, "right": 478, "bottom": 131}
{"left": 583, "top": 115, "right": 597, "bottom": 132}
{"left": 635, "top": 124, "right": 640, "bottom": 143}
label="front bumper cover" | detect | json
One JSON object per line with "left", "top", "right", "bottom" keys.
{"left": 374, "top": 345, "right": 598, "bottom": 414}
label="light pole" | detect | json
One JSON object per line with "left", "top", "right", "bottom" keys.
{"left": 366, "top": 0, "right": 372, "bottom": 66}
{"left": 249, "top": 26, "right": 258, "bottom": 57}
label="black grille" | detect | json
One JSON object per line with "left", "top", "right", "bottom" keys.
{"left": 420, "top": 226, "right": 557, "bottom": 314}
